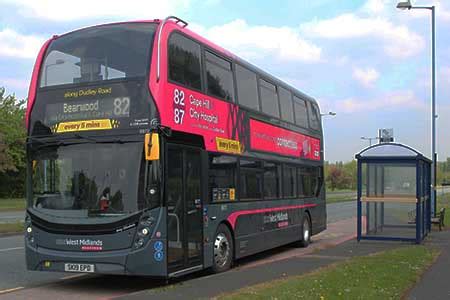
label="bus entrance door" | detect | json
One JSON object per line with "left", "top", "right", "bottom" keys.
{"left": 167, "top": 145, "right": 203, "bottom": 274}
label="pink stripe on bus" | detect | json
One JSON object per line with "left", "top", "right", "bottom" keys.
{"left": 26, "top": 38, "right": 54, "bottom": 129}
{"left": 227, "top": 203, "right": 318, "bottom": 229}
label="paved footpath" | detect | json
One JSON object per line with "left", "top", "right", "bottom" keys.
{"left": 121, "top": 227, "right": 401, "bottom": 300}
{"left": 408, "top": 229, "right": 450, "bottom": 300}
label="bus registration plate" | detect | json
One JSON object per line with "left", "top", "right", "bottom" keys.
{"left": 64, "top": 263, "right": 95, "bottom": 273}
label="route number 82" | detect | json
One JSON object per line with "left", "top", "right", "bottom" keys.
{"left": 173, "top": 89, "right": 185, "bottom": 124}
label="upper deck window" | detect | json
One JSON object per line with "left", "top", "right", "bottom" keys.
{"left": 308, "top": 102, "right": 321, "bottom": 131}
{"left": 205, "top": 51, "right": 234, "bottom": 101}
{"left": 168, "top": 33, "right": 202, "bottom": 90}
{"left": 40, "top": 23, "right": 156, "bottom": 88}
{"left": 279, "top": 86, "right": 294, "bottom": 123}
{"left": 236, "top": 64, "right": 259, "bottom": 111}
{"left": 293, "top": 95, "right": 309, "bottom": 128}
{"left": 259, "top": 79, "right": 279, "bottom": 118}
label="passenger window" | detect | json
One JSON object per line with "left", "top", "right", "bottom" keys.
{"left": 168, "top": 33, "right": 202, "bottom": 90}
{"left": 298, "top": 167, "right": 321, "bottom": 197}
{"left": 240, "top": 159, "right": 263, "bottom": 200}
{"left": 263, "top": 162, "right": 281, "bottom": 199}
{"left": 293, "top": 96, "right": 309, "bottom": 128}
{"left": 259, "top": 79, "right": 280, "bottom": 118}
{"left": 235, "top": 64, "right": 259, "bottom": 111}
{"left": 283, "top": 165, "right": 297, "bottom": 198}
{"left": 205, "top": 51, "right": 234, "bottom": 101}
{"left": 279, "top": 87, "right": 294, "bottom": 123}
{"left": 209, "top": 154, "right": 237, "bottom": 202}
{"left": 308, "top": 102, "right": 321, "bottom": 131}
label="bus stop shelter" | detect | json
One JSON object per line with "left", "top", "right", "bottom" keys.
{"left": 356, "top": 143, "right": 431, "bottom": 244}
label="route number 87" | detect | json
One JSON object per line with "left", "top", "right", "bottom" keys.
{"left": 173, "top": 89, "right": 185, "bottom": 124}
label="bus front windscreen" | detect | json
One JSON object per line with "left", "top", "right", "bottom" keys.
{"left": 30, "top": 142, "right": 145, "bottom": 217}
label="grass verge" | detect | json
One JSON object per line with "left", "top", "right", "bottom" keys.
{"left": 326, "top": 195, "right": 355, "bottom": 204}
{"left": 0, "top": 198, "right": 25, "bottom": 212}
{"left": 219, "top": 246, "right": 439, "bottom": 300}
{"left": 0, "top": 221, "right": 24, "bottom": 234}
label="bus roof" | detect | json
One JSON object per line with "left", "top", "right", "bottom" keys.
{"left": 42, "top": 18, "right": 319, "bottom": 106}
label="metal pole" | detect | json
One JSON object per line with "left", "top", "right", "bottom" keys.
{"left": 431, "top": 6, "right": 437, "bottom": 217}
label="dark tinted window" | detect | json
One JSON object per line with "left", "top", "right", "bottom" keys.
{"left": 40, "top": 23, "right": 157, "bottom": 87}
{"left": 209, "top": 154, "right": 237, "bottom": 202}
{"left": 298, "top": 167, "right": 321, "bottom": 197}
{"left": 168, "top": 33, "right": 202, "bottom": 90}
{"left": 263, "top": 162, "right": 280, "bottom": 199}
{"left": 308, "top": 102, "right": 321, "bottom": 130}
{"left": 279, "top": 87, "right": 294, "bottom": 123}
{"left": 240, "top": 159, "right": 263, "bottom": 200}
{"left": 293, "top": 96, "right": 309, "bottom": 128}
{"left": 283, "top": 165, "right": 297, "bottom": 198}
{"left": 235, "top": 64, "right": 259, "bottom": 110}
{"left": 260, "top": 79, "right": 279, "bottom": 118}
{"left": 205, "top": 51, "right": 234, "bottom": 101}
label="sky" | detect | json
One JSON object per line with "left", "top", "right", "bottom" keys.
{"left": 0, "top": 0, "right": 449, "bottom": 162}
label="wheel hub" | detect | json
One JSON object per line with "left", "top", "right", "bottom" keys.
{"left": 303, "top": 220, "right": 310, "bottom": 241}
{"left": 214, "top": 233, "right": 230, "bottom": 268}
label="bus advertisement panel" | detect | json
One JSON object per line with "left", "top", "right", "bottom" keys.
{"left": 249, "top": 119, "right": 321, "bottom": 160}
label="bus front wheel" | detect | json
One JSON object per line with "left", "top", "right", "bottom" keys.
{"left": 212, "top": 224, "right": 233, "bottom": 273}
{"left": 299, "top": 214, "right": 311, "bottom": 247}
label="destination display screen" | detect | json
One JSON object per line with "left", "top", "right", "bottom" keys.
{"left": 30, "top": 80, "right": 153, "bottom": 135}
{"left": 45, "top": 91, "right": 130, "bottom": 125}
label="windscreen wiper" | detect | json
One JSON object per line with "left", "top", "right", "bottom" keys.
{"left": 73, "top": 133, "right": 100, "bottom": 143}
{"left": 74, "top": 133, "right": 129, "bottom": 144}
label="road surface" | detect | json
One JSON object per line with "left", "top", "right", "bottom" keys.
{"left": 0, "top": 211, "right": 24, "bottom": 224}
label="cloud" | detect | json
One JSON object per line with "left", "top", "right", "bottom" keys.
{"left": 333, "top": 90, "right": 425, "bottom": 114}
{"left": 0, "top": 29, "right": 45, "bottom": 59}
{"left": 353, "top": 67, "right": 379, "bottom": 87}
{"left": 401, "top": 1, "right": 450, "bottom": 21}
{"left": 191, "top": 19, "right": 322, "bottom": 63}
{"left": 301, "top": 13, "right": 424, "bottom": 58}
{"left": 362, "top": 0, "right": 390, "bottom": 15}
{"left": 0, "top": 0, "right": 190, "bottom": 21}
{"left": 0, "top": 78, "right": 30, "bottom": 90}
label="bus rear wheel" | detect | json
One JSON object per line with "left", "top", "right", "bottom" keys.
{"left": 212, "top": 224, "right": 233, "bottom": 273}
{"left": 299, "top": 214, "right": 311, "bottom": 248}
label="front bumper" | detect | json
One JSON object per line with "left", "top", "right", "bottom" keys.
{"left": 25, "top": 238, "right": 168, "bottom": 277}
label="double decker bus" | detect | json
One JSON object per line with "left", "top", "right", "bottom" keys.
{"left": 25, "top": 16, "right": 326, "bottom": 277}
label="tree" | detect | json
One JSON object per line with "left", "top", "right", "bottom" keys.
{"left": 326, "top": 165, "right": 343, "bottom": 191}
{"left": 0, "top": 87, "right": 27, "bottom": 197}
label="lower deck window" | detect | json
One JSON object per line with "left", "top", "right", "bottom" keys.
{"left": 263, "top": 162, "right": 280, "bottom": 199}
{"left": 207, "top": 154, "right": 323, "bottom": 202}
{"left": 209, "top": 154, "right": 237, "bottom": 202}
{"left": 298, "top": 167, "right": 322, "bottom": 197}
{"left": 240, "top": 159, "right": 263, "bottom": 200}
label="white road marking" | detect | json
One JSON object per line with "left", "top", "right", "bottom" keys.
{"left": 0, "top": 286, "right": 24, "bottom": 295}
{"left": 0, "top": 247, "right": 24, "bottom": 253}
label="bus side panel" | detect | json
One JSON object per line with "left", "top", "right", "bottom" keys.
{"left": 310, "top": 188, "right": 327, "bottom": 235}
{"left": 205, "top": 199, "right": 313, "bottom": 261}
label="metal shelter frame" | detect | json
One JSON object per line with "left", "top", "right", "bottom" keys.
{"left": 356, "top": 143, "right": 431, "bottom": 244}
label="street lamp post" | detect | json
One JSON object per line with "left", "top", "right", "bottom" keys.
{"left": 397, "top": 0, "right": 437, "bottom": 216}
